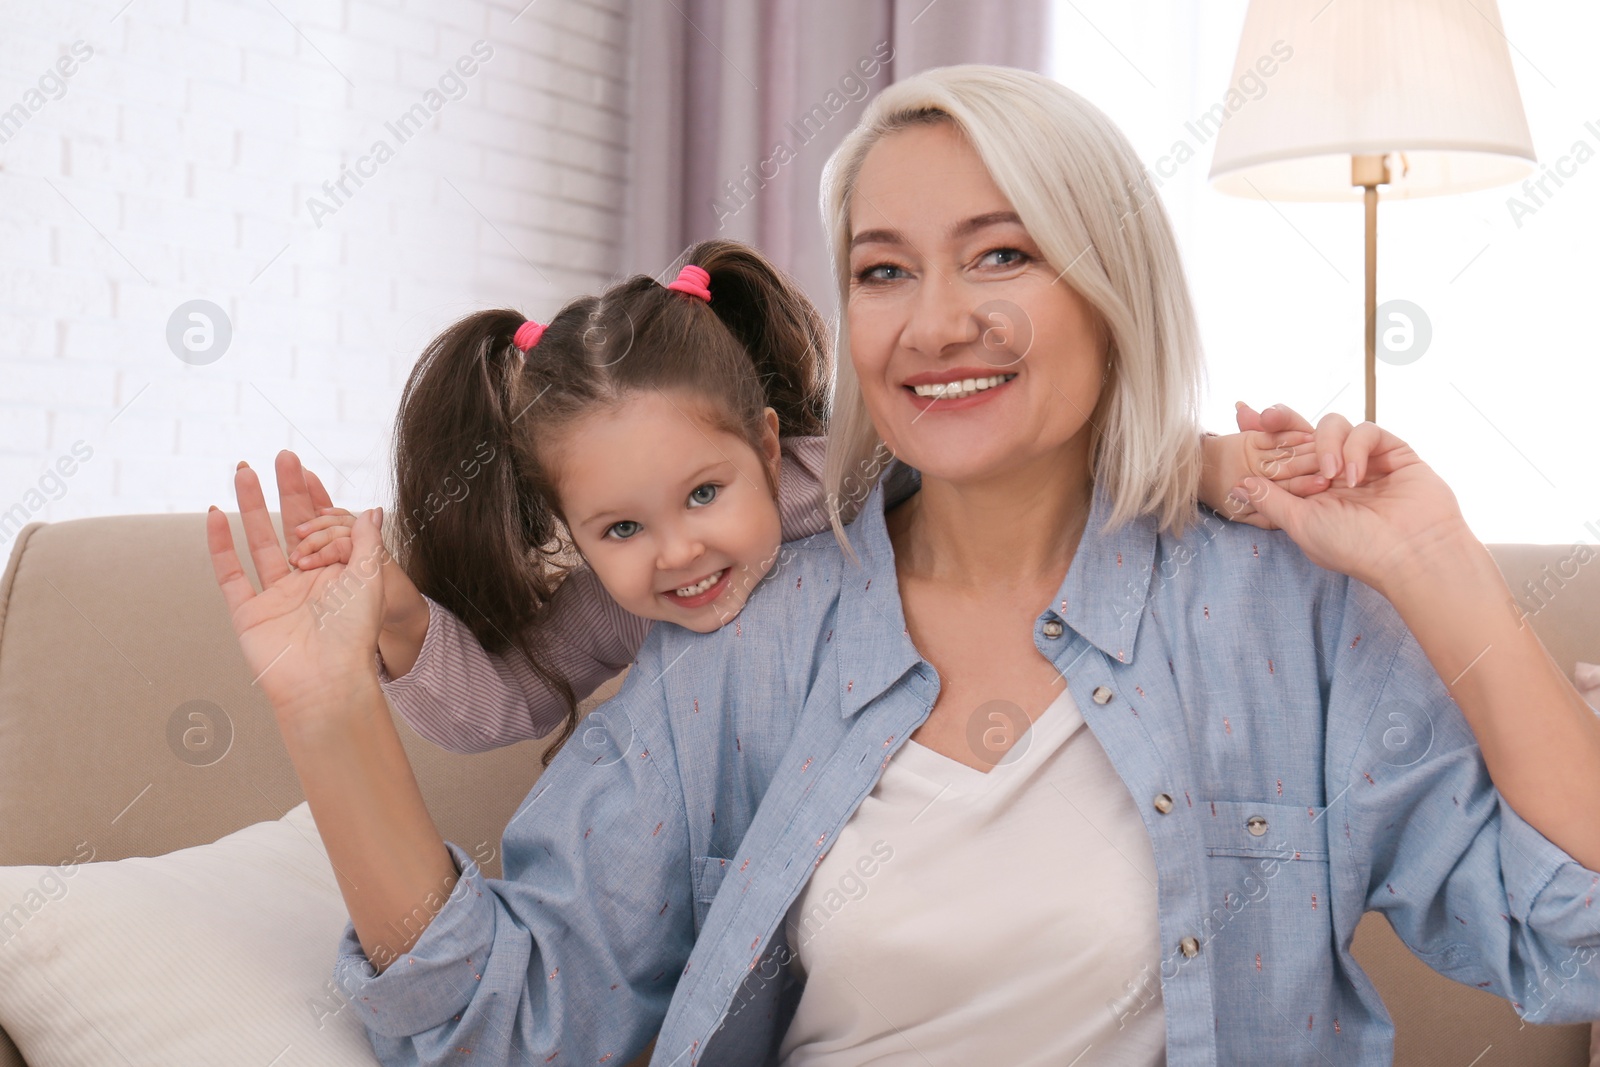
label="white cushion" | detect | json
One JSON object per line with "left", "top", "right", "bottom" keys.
{"left": 0, "top": 802, "right": 378, "bottom": 1066}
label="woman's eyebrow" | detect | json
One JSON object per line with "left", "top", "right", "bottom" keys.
{"left": 949, "top": 210, "right": 1023, "bottom": 240}
{"left": 849, "top": 227, "right": 903, "bottom": 250}
{"left": 849, "top": 210, "right": 1024, "bottom": 251}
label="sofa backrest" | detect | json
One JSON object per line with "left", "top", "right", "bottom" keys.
{"left": 0, "top": 515, "right": 1593, "bottom": 1066}
{"left": 0, "top": 512, "right": 618, "bottom": 875}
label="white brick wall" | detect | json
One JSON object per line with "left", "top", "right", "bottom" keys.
{"left": 0, "top": 0, "right": 631, "bottom": 538}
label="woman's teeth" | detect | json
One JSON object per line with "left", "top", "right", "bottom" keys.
{"left": 911, "top": 373, "right": 1016, "bottom": 400}
{"left": 675, "top": 569, "right": 726, "bottom": 597}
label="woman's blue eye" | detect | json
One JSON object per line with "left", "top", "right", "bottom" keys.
{"left": 982, "top": 247, "right": 1027, "bottom": 268}
{"left": 689, "top": 483, "right": 718, "bottom": 507}
{"left": 854, "top": 263, "right": 905, "bottom": 283}
{"left": 606, "top": 520, "right": 641, "bottom": 541}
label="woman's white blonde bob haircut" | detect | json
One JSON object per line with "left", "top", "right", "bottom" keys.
{"left": 820, "top": 64, "right": 1206, "bottom": 557}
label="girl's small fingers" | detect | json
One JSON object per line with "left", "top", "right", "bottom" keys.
{"left": 1263, "top": 429, "right": 1315, "bottom": 448}
{"left": 1280, "top": 473, "right": 1331, "bottom": 497}
{"left": 1248, "top": 430, "right": 1314, "bottom": 457}
{"left": 1260, "top": 403, "right": 1317, "bottom": 435}
{"left": 290, "top": 538, "right": 354, "bottom": 570}
{"left": 317, "top": 540, "right": 355, "bottom": 567}
{"left": 293, "top": 513, "right": 357, "bottom": 536}
{"left": 1234, "top": 400, "right": 1264, "bottom": 433}
{"left": 1260, "top": 447, "right": 1322, "bottom": 482}
{"left": 287, "top": 525, "right": 353, "bottom": 565}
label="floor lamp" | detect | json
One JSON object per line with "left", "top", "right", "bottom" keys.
{"left": 1207, "top": 0, "right": 1536, "bottom": 423}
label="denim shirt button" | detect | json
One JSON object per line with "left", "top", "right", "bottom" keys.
{"left": 1042, "top": 619, "right": 1064, "bottom": 638}
{"left": 1153, "top": 792, "right": 1175, "bottom": 814}
{"left": 1091, "top": 686, "right": 1113, "bottom": 704}
{"left": 1247, "top": 814, "right": 1269, "bottom": 836}
{"left": 1179, "top": 935, "right": 1200, "bottom": 958}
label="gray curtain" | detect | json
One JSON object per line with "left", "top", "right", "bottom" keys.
{"left": 624, "top": 0, "right": 1049, "bottom": 312}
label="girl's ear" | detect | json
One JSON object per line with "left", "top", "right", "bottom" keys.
{"left": 761, "top": 406, "right": 782, "bottom": 480}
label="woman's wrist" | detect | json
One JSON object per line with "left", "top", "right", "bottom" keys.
{"left": 1369, "top": 519, "right": 1485, "bottom": 607}
{"left": 275, "top": 668, "right": 389, "bottom": 752}
{"left": 271, "top": 670, "right": 461, "bottom": 971}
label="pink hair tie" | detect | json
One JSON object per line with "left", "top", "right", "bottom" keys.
{"left": 513, "top": 319, "right": 546, "bottom": 351}
{"left": 665, "top": 264, "right": 711, "bottom": 302}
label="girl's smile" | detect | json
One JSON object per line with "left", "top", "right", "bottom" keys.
{"left": 661, "top": 566, "right": 732, "bottom": 608}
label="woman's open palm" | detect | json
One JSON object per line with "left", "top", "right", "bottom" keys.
{"left": 205, "top": 459, "right": 386, "bottom": 722}
{"left": 1240, "top": 416, "right": 1472, "bottom": 594}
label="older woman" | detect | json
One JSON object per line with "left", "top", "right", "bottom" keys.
{"left": 209, "top": 66, "right": 1600, "bottom": 1065}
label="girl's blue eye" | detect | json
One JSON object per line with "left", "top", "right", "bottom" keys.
{"left": 689, "top": 483, "right": 718, "bottom": 507}
{"left": 606, "top": 520, "right": 641, "bottom": 541}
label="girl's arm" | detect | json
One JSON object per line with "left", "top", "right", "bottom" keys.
{"left": 377, "top": 567, "right": 649, "bottom": 753}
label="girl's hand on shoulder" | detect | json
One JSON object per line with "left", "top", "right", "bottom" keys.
{"left": 1231, "top": 413, "right": 1474, "bottom": 594}
{"left": 1200, "top": 401, "right": 1330, "bottom": 529}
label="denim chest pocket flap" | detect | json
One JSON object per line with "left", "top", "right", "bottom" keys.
{"left": 1201, "top": 798, "right": 1330, "bottom": 862}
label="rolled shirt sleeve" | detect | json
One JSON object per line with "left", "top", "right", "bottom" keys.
{"left": 335, "top": 628, "right": 697, "bottom": 1064}
{"left": 1332, "top": 577, "right": 1600, "bottom": 1024}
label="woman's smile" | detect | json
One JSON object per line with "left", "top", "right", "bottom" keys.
{"left": 903, "top": 369, "right": 1019, "bottom": 411}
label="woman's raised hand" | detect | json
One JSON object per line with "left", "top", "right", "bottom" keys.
{"left": 1231, "top": 412, "right": 1473, "bottom": 595}
{"left": 205, "top": 456, "right": 388, "bottom": 724}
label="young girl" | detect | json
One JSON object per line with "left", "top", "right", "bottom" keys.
{"left": 279, "top": 238, "right": 1326, "bottom": 764}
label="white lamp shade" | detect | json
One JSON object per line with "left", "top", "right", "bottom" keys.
{"left": 1208, "top": 0, "right": 1536, "bottom": 201}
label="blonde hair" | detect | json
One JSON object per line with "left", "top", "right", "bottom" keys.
{"left": 820, "top": 64, "right": 1206, "bottom": 560}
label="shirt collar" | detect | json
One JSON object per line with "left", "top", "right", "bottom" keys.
{"left": 835, "top": 460, "right": 1160, "bottom": 719}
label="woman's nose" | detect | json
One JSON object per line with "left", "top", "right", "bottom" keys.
{"left": 902, "top": 269, "right": 980, "bottom": 356}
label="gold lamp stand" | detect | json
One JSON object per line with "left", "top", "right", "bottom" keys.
{"left": 1352, "top": 153, "right": 1390, "bottom": 424}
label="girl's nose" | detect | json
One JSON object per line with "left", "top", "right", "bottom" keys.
{"left": 657, "top": 528, "right": 705, "bottom": 572}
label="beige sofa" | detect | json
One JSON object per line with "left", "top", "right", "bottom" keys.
{"left": 0, "top": 511, "right": 1594, "bottom": 1066}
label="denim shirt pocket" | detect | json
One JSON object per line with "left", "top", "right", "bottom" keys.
{"left": 1201, "top": 799, "right": 1331, "bottom": 862}
{"left": 691, "top": 854, "right": 732, "bottom": 936}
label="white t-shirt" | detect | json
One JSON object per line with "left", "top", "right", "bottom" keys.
{"left": 777, "top": 685, "right": 1168, "bottom": 1066}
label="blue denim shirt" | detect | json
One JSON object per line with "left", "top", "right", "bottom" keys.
{"left": 334, "top": 461, "right": 1600, "bottom": 1066}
